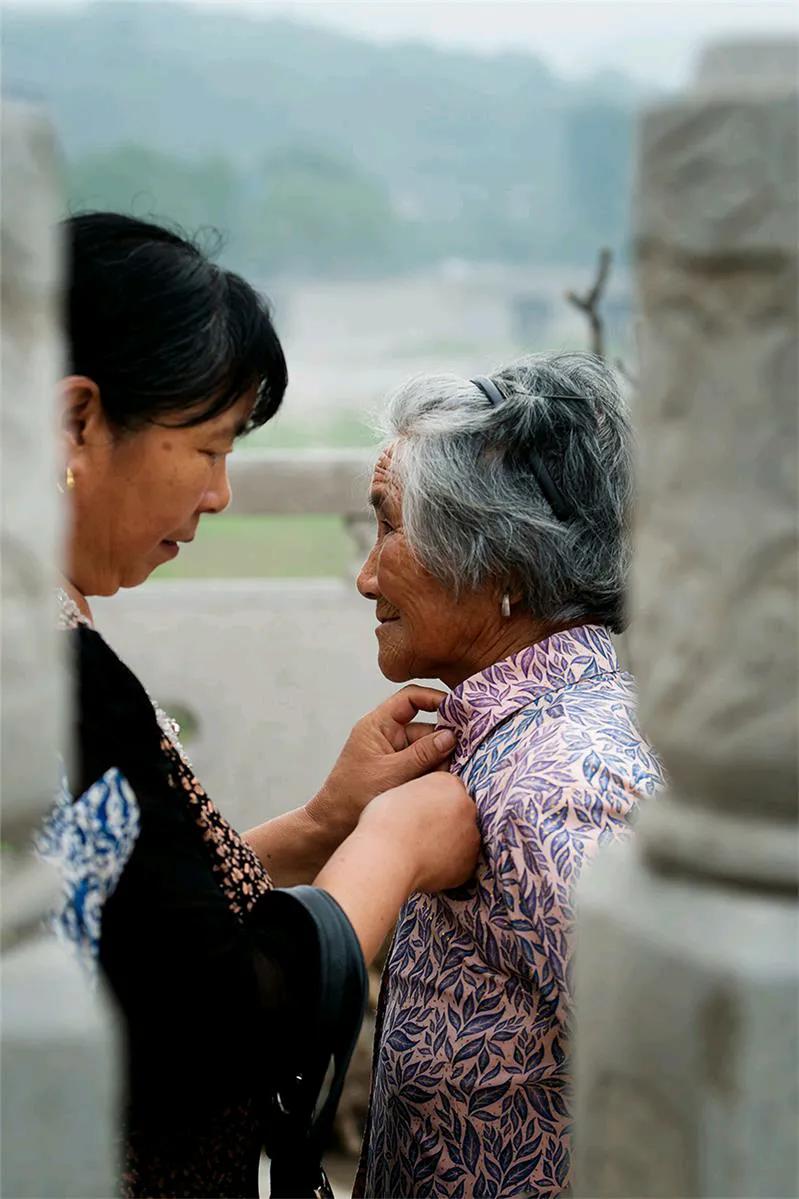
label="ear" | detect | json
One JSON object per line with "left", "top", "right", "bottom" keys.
{"left": 58, "top": 375, "right": 105, "bottom": 452}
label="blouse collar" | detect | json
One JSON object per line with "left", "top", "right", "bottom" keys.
{"left": 436, "top": 624, "right": 620, "bottom": 770}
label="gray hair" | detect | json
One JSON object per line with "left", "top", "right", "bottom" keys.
{"left": 380, "top": 352, "right": 633, "bottom": 633}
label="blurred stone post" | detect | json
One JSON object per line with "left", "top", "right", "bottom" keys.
{"left": 1, "top": 103, "right": 119, "bottom": 1197}
{"left": 573, "top": 40, "right": 798, "bottom": 1199}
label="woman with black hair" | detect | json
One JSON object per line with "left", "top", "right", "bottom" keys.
{"left": 41, "top": 213, "right": 479, "bottom": 1199}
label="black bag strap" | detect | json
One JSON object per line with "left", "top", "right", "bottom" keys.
{"left": 265, "top": 886, "right": 367, "bottom": 1199}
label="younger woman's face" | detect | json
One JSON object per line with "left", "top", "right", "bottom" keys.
{"left": 63, "top": 378, "right": 253, "bottom": 597}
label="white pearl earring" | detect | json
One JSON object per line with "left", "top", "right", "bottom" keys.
{"left": 501, "top": 593, "right": 511, "bottom": 619}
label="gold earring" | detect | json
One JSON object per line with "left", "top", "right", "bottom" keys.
{"left": 66, "top": 467, "right": 75, "bottom": 491}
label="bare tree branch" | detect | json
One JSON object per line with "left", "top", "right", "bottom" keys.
{"left": 565, "top": 247, "right": 612, "bottom": 360}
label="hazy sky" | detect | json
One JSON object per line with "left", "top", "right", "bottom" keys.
{"left": 13, "top": 0, "right": 799, "bottom": 88}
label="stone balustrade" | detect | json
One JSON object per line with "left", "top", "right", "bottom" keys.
{"left": 228, "top": 446, "right": 377, "bottom": 565}
{"left": 227, "top": 448, "right": 374, "bottom": 517}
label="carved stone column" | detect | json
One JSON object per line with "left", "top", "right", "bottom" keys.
{"left": 573, "top": 41, "right": 798, "bottom": 1198}
{"left": 1, "top": 103, "right": 119, "bottom": 1198}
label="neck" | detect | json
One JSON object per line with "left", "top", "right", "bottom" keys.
{"left": 58, "top": 573, "right": 93, "bottom": 623}
{"left": 440, "top": 617, "right": 551, "bottom": 690}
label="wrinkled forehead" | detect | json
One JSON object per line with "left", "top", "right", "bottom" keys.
{"left": 372, "top": 447, "right": 393, "bottom": 486}
{"left": 370, "top": 445, "right": 403, "bottom": 508}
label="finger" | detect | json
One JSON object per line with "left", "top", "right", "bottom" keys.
{"left": 379, "top": 685, "right": 449, "bottom": 728}
{"left": 405, "top": 724, "right": 453, "bottom": 772}
{"left": 405, "top": 721, "right": 437, "bottom": 745}
{"left": 383, "top": 721, "right": 438, "bottom": 753}
{"left": 390, "top": 727, "right": 457, "bottom": 781}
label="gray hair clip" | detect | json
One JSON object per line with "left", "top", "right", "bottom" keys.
{"left": 471, "top": 376, "right": 572, "bottom": 522}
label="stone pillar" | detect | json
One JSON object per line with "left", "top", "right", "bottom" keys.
{"left": 572, "top": 40, "right": 798, "bottom": 1199}
{"left": 1, "top": 103, "right": 119, "bottom": 1198}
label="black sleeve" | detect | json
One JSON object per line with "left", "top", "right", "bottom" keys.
{"left": 68, "top": 626, "right": 366, "bottom": 1154}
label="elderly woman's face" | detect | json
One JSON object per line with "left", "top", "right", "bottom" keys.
{"left": 64, "top": 378, "right": 252, "bottom": 596}
{"left": 357, "top": 450, "right": 499, "bottom": 686}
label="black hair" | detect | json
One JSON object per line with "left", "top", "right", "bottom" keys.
{"left": 63, "top": 212, "right": 287, "bottom": 433}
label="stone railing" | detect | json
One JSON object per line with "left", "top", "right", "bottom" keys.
{"left": 227, "top": 447, "right": 374, "bottom": 521}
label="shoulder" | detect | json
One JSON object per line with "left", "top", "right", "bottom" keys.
{"left": 71, "top": 624, "right": 160, "bottom": 732}
{"left": 473, "top": 669, "right": 663, "bottom": 840}
{"left": 56, "top": 588, "right": 150, "bottom": 701}
{"left": 64, "top": 624, "right": 167, "bottom": 802}
{"left": 517, "top": 669, "right": 657, "bottom": 788}
{"left": 550, "top": 669, "right": 664, "bottom": 801}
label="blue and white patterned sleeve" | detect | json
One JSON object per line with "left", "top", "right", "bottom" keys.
{"left": 36, "top": 765, "right": 140, "bottom": 978}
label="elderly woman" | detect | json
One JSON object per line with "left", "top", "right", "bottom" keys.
{"left": 355, "top": 354, "right": 663, "bottom": 1198}
{"left": 40, "top": 213, "right": 480, "bottom": 1199}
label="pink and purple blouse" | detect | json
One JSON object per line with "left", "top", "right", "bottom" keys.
{"left": 358, "top": 624, "right": 663, "bottom": 1198}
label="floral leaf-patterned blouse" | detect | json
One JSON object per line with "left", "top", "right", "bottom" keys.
{"left": 357, "top": 625, "right": 663, "bottom": 1199}
{"left": 41, "top": 593, "right": 365, "bottom": 1198}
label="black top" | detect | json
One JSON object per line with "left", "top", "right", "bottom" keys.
{"left": 67, "top": 625, "right": 366, "bottom": 1198}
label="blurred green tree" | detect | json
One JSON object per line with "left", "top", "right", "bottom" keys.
{"left": 248, "top": 148, "right": 400, "bottom": 276}
{"left": 67, "top": 144, "right": 237, "bottom": 236}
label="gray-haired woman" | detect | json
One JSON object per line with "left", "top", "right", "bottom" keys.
{"left": 354, "top": 353, "right": 664, "bottom": 1199}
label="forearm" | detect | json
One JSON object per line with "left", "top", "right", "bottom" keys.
{"left": 244, "top": 804, "right": 342, "bottom": 887}
{"left": 313, "top": 827, "right": 416, "bottom": 965}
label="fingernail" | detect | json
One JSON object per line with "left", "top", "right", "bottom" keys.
{"left": 434, "top": 730, "right": 455, "bottom": 752}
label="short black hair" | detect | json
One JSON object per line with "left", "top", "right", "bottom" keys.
{"left": 63, "top": 212, "right": 287, "bottom": 433}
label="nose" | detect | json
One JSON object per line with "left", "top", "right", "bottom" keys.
{"left": 357, "top": 541, "right": 380, "bottom": 601}
{"left": 201, "top": 458, "right": 232, "bottom": 516}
